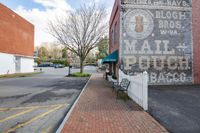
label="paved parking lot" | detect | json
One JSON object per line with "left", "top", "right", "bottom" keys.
{"left": 0, "top": 67, "right": 92, "bottom": 133}
{"left": 148, "top": 85, "right": 200, "bottom": 133}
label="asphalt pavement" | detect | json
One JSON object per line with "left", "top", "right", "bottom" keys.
{"left": 148, "top": 85, "right": 200, "bottom": 133}
{"left": 0, "top": 67, "right": 95, "bottom": 133}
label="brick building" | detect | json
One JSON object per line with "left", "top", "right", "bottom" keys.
{"left": 0, "top": 3, "right": 34, "bottom": 75}
{"left": 107, "top": 0, "right": 199, "bottom": 85}
{"left": 192, "top": 0, "right": 200, "bottom": 84}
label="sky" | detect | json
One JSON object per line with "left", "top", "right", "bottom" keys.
{"left": 0, "top": 0, "right": 115, "bottom": 46}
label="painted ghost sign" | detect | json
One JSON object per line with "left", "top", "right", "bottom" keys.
{"left": 120, "top": 0, "right": 193, "bottom": 85}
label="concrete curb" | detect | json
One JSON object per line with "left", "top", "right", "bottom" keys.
{"left": 56, "top": 76, "right": 92, "bottom": 133}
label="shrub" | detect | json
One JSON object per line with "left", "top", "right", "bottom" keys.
{"left": 34, "top": 58, "right": 41, "bottom": 65}
{"left": 70, "top": 72, "right": 91, "bottom": 77}
{"left": 52, "top": 60, "right": 69, "bottom": 66}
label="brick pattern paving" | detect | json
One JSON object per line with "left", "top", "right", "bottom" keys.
{"left": 62, "top": 74, "right": 168, "bottom": 133}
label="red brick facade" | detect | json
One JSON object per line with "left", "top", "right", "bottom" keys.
{"left": 192, "top": 0, "right": 200, "bottom": 84}
{"left": 109, "top": 0, "right": 121, "bottom": 77}
{"left": 109, "top": 0, "right": 120, "bottom": 54}
{"left": 0, "top": 3, "right": 34, "bottom": 56}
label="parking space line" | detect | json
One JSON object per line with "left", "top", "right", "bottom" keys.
{"left": 0, "top": 104, "right": 68, "bottom": 111}
{"left": 4, "top": 105, "right": 64, "bottom": 133}
{"left": 41, "top": 127, "right": 51, "bottom": 133}
{"left": 0, "top": 108, "right": 10, "bottom": 112}
{"left": 0, "top": 108, "right": 36, "bottom": 123}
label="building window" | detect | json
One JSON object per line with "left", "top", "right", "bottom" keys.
{"left": 111, "top": 22, "right": 117, "bottom": 45}
{"left": 114, "top": 22, "right": 117, "bottom": 44}
{"left": 111, "top": 30, "right": 114, "bottom": 45}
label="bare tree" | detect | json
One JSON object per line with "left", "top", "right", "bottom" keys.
{"left": 48, "top": 3, "right": 107, "bottom": 73}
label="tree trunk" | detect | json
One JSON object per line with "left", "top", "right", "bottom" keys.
{"left": 80, "top": 60, "right": 83, "bottom": 73}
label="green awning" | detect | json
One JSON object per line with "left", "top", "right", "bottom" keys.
{"left": 102, "top": 50, "right": 118, "bottom": 64}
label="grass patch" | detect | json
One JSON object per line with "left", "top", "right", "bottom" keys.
{"left": 0, "top": 72, "right": 42, "bottom": 79}
{"left": 70, "top": 72, "right": 91, "bottom": 77}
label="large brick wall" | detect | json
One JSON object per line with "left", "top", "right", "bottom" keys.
{"left": 193, "top": 0, "right": 200, "bottom": 84}
{"left": 0, "top": 3, "right": 34, "bottom": 56}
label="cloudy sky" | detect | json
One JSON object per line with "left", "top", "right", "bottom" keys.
{"left": 0, "top": 0, "right": 115, "bottom": 46}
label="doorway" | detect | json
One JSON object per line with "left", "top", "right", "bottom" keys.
{"left": 15, "top": 56, "right": 21, "bottom": 73}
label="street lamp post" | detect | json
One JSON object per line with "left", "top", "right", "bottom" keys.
{"left": 68, "top": 54, "right": 72, "bottom": 76}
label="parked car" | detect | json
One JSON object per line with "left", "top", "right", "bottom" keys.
{"left": 38, "top": 62, "right": 53, "bottom": 67}
{"left": 54, "top": 64, "right": 65, "bottom": 68}
{"left": 38, "top": 64, "right": 49, "bottom": 67}
{"left": 50, "top": 64, "right": 56, "bottom": 67}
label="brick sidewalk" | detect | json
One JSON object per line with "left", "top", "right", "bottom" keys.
{"left": 61, "top": 74, "right": 168, "bottom": 133}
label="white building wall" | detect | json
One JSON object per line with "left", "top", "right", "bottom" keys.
{"left": 0, "top": 52, "right": 34, "bottom": 75}
{"left": 20, "top": 57, "right": 34, "bottom": 73}
{"left": 0, "top": 52, "right": 15, "bottom": 75}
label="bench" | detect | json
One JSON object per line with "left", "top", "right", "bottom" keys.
{"left": 113, "top": 78, "right": 130, "bottom": 98}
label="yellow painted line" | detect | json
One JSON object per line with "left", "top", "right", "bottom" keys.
{"left": 41, "top": 127, "right": 51, "bottom": 133}
{"left": 5, "top": 105, "right": 64, "bottom": 133}
{"left": 0, "top": 104, "right": 68, "bottom": 111}
{"left": 0, "top": 108, "right": 10, "bottom": 112}
{"left": 0, "top": 108, "right": 36, "bottom": 123}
